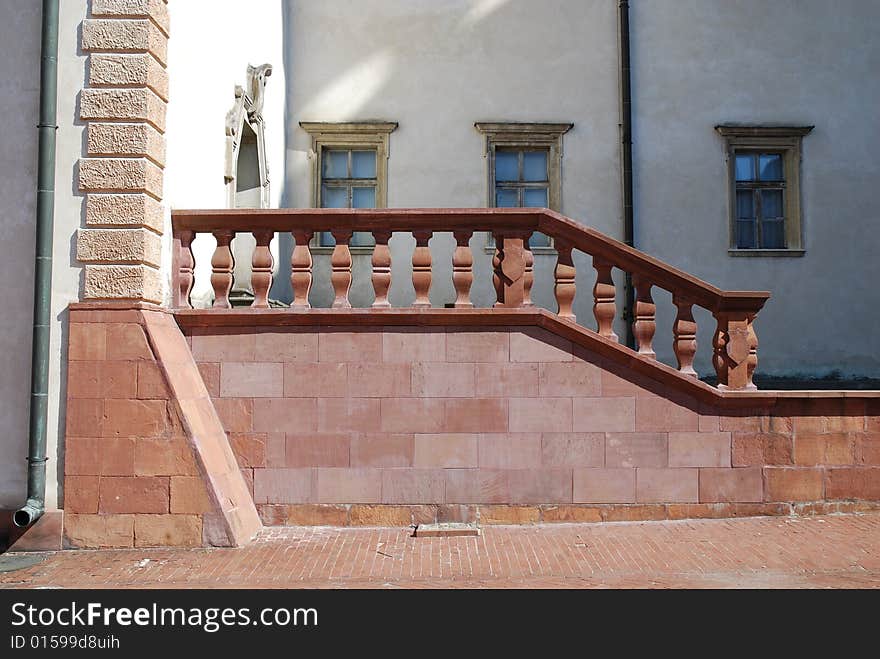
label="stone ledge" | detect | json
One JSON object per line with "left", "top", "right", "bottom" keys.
{"left": 413, "top": 523, "right": 479, "bottom": 538}
{"left": 88, "top": 53, "right": 169, "bottom": 101}
{"left": 87, "top": 123, "right": 165, "bottom": 167}
{"left": 81, "top": 18, "right": 167, "bottom": 66}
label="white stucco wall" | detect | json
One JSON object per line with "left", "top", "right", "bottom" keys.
{"left": 631, "top": 0, "right": 880, "bottom": 378}
{"left": 47, "top": 0, "right": 90, "bottom": 511}
{"left": 164, "top": 0, "right": 286, "bottom": 306}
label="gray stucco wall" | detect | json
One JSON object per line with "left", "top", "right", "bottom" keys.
{"left": 631, "top": 0, "right": 880, "bottom": 378}
{"left": 0, "top": 0, "right": 42, "bottom": 509}
{"left": 0, "top": 0, "right": 87, "bottom": 512}
{"left": 279, "top": 0, "right": 623, "bottom": 331}
{"left": 277, "top": 0, "right": 879, "bottom": 379}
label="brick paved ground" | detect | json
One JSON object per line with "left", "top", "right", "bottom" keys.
{"left": 2, "top": 513, "right": 879, "bottom": 588}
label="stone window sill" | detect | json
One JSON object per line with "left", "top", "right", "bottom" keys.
{"left": 728, "top": 249, "right": 805, "bottom": 257}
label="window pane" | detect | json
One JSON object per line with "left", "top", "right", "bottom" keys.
{"left": 735, "top": 189, "right": 754, "bottom": 219}
{"left": 529, "top": 232, "right": 552, "bottom": 248}
{"left": 495, "top": 188, "right": 518, "bottom": 207}
{"left": 321, "top": 185, "right": 348, "bottom": 208}
{"left": 761, "top": 219, "right": 786, "bottom": 249}
{"left": 761, "top": 189, "right": 783, "bottom": 218}
{"left": 523, "top": 151, "right": 548, "bottom": 182}
{"left": 523, "top": 187, "right": 548, "bottom": 208}
{"left": 495, "top": 151, "right": 519, "bottom": 182}
{"left": 351, "top": 150, "right": 376, "bottom": 179}
{"left": 736, "top": 219, "right": 756, "bottom": 249}
{"left": 351, "top": 231, "right": 376, "bottom": 247}
{"left": 352, "top": 186, "right": 376, "bottom": 208}
{"left": 322, "top": 150, "right": 348, "bottom": 179}
{"left": 759, "top": 154, "right": 783, "bottom": 181}
{"left": 735, "top": 154, "right": 755, "bottom": 181}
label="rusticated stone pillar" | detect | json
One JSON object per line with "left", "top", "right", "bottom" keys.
{"left": 76, "top": 0, "right": 170, "bottom": 303}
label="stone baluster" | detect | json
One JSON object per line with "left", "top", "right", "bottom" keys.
{"left": 330, "top": 229, "right": 353, "bottom": 309}
{"left": 746, "top": 314, "right": 758, "bottom": 390}
{"left": 371, "top": 230, "right": 392, "bottom": 308}
{"left": 672, "top": 295, "right": 698, "bottom": 377}
{"left": 713, "top": 310, "right": 754, "bottom": 390}
{"left": 250, "top": 229, "right": 274, "bottom": 308}
{"left": 712, "top": 317, "right": 728, "bottom": 386}
{"left": 175, "top": 230, "right": 194, "bottom": 309}
{"left": 493, "top": 232, "right": 526, "bottom": 308}
{"left": 491, "top": 236, "right": 504, "bottom": 304}
{"left": 412, "top": 230, "right": 432, "bottom": 308}
{"left": 553, "top": 239, "right": 576, "bottom": 320}
{"left": 592, "top": 255, "right": 617, "bottom": 340}
{"left": 211, "top": 229, "right": 235, "bottom": 309}
{"left": 291, "top": 230, "right": 313, "bottom": 310}
{"left": 452, "top": 230, "right": 473, "bottom": 308}
{"left": 523, "top": 234, "right": 534, "bottom": 308}
{"left": 632, "top": 274, "right": 656, "bottom": 359}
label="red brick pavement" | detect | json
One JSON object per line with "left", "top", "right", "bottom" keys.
{"left": 2, "top": 513, "right": 879, "bottom": 588}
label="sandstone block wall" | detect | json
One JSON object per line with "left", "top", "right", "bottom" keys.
{"left": 76, "top": 0, "right": 169, "bottom": 303}
{"left": 184, "top": 323, "right": 880, "bottom": 527}
{"left": 63, "top": 304, "right": 260, "bottom": 548}
{"left": 64, "top": 312, "right": 880, "bottom": 545}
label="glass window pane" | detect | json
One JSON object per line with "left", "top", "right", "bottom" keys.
{"left": 523, "top": 151, "right": 548, "bottom": 182}
{"left": 736, "top": 219, "right": 756, "bottom": 249}
{"left": 761, "top": 219, "right": 786, "bottom": 249}
{"left": 528, "top": 232, "right": 552, "bottom": 248}
{"left": 761, "top": 189, "right": 783, "bottom": 218}
{"left": 735, "top": 189, "right": 754, "bottom": 219}
{"left": 321, "top": 185, "right": 348, "bottom": 208}
{"left": 523, "top": 187, "right": 548, "bottom": 208}
{"left": 495, "top": 151, "right": 519, "bottom": 182}
{"left": 735, "top": 154, "right": 755, "bottom": 181}
{"left": 321, "top": 231, "right": 335, "bottom": 246}
{"left": 351, "top": 150, "right": 376, "bottom": 179}
{"left": 352, "top": 186, "right": 376, "bottom": 208}
{"left": 322, "top": 150, "right": 348, "bottom": 179}
{"left": 495, "top": 188, "right": 518, "bottom": 207}
{"left": 759, "top": 153, "right": 783, "bottom": 181}
{"left": 351, "top": 231, "right": 376, "bottom": 247}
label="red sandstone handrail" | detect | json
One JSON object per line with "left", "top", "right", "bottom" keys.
{"left": 171, "top": 208, "right": 770, "bottom": 390}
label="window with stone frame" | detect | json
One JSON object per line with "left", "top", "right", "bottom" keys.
{"left": 716, "top": 125, "right": 812, "bottom": 255}
{"left": 299, "top": 121, "right": 398, "bottom": 250}
{"left": 475, "top": 122, "right": 573, "bottom": 250}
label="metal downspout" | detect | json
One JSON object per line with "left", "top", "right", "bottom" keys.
{"left": 619, "top": 0, "right": 636, "bottom": 349}
{"left": 14, "top": 0, "right": 60, "bottom": 528}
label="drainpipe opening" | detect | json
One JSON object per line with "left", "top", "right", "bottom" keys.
{"left": 13, "top": 498, "right": 45, "bottom": 528}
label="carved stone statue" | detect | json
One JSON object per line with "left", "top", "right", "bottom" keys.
{"left": 246, "top": 63, "right": 273, "bottom": 121}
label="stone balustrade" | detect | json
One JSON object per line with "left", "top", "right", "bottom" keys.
{"left": 171, "top": 208, "right": 769, "bottom": 391}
